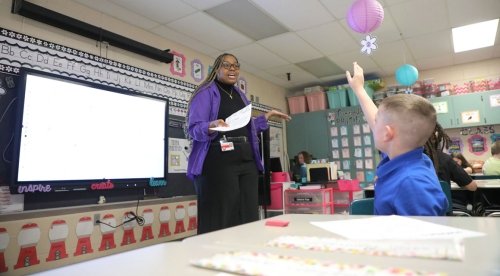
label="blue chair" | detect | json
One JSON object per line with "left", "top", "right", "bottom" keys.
{"left": 349, "top": 198, "right": 374, "bottom": 215}
{"left": 439, "top": 180, "right": 471, "bottom": 216}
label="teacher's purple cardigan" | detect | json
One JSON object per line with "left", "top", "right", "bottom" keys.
{"left": 186, "top": 81, "right": 269, "bottom": 180}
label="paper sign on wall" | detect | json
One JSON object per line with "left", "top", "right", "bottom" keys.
{"left": 490, "top": 94, "right": 500, "bottom": 107}
{"left": 460, "top": 110, "right": 480, "bottom": 124}
{"left": 168, "top": 138, "right": 190, "bottom": 173}
{"left": 432, "top": 101, "right": 448, "bottom": 114}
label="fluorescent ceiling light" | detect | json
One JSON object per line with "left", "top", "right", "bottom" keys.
{"left": 452, "top": 19, "right": 498, "bottom": 53}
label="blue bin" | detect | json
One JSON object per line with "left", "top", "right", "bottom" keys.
{"left": 347, "top": 85, "right": 374, "bottom": 106}
{"left": 327, "top": 88, "right": 348, "bottom": 108}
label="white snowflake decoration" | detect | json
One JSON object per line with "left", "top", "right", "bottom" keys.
{"left": 360, "top": 34, "right": 378, "bottom": 55}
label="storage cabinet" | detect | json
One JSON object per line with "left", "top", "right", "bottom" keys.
{"left": 482, "top": 90, "right": 500, "bottom": 125}
{"left": 332, "top": 179, "right": 363, "bottom": 214}
{"left": 284, "top": 188, "right": 333, "bottom": 214}
{"left": 429, "top": 90, "right": 500, "bottom": 129}
{"left": 429, "top": 97, "right": 455, "bottom": 128}
{"left": 451, "top": 93, "right": 484, "bottom": 127}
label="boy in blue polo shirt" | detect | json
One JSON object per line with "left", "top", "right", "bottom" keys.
{"left": 346, "top": 62, "right": 447, "bottom": 216}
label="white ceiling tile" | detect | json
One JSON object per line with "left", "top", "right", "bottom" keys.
{"left": 251, "top": 70, "right": 292, "bottom": 88}
{"left": 150, "top": 25, "right": 219, "bottom": 55}
{"left": 264, "top": 64, "right": 320, "bottom": 87}
{"left": 229, "top": 43, "right": 289, "bottom": 69}
{"left": 328, "top": 51, "right": 379, "bottom": 75}
{"left": 389, "top": 0, "right": 449, "bottom": 38}
{"left": 320, "top": 0, "right": 353, "bottom": 20}
{"left": 416, "top": 54, "right": 454, "bottom": 71}
{"left": 494, "top": 45, "right": 500, "bottom": 58}
{"left": 453, "top": 47, "right": 495, "bottom": 65}
{"left": 207, "top": 1, "right": 288, "bottom": 41}
{"left": 447, "top": 0, "right": 500, "bottom": 27}
{"left": 297, "top": 22, "right": 358, "bottom": 55}
{"left": 367, "top": 13, "right": 404, "bottom": 43}
{"left": 167, "top": 12, "right": 253, "bottom": 51}
{"left": 181, "top": 0, "right": 231, "bottom": 10}
{"left": 405, "top": 30, "right": 453, "bottom": 59}
{"left": 250, "top": 0, "right": 335, "bottom": 31}
{"left": 258, "top": 32, "right": 323, "bottom": 63}
{"left": 370, "top": 40, "right": 415, "bottom": 67}
{"left": 74, "top": 0, "right": 159, "bottom": 29}
{"left": 110, "top": 0, "right": 196, "bottom": 24}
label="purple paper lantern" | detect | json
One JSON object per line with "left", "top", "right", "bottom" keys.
{"left": 347, "top": 0, "right": 384, "bottom": 34}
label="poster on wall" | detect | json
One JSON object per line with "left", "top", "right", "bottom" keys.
{"left": 460, "top": 110, "right": 480, "bottom": 124}
{"left": 269, "top": 126, "right": 283, "bottom": 158}
{"left": 170, "top": 51, "right": 186, "bottom": 77}
{"left": 190, "top": 59, "right": 203, "bottom": 82}
{"left": 168, "top": 138, "right": 190, "bottom": 173}
{"left": 467, "top": 134, "right": 487, "bottom": 156}
{"left": 490, "top": 94, "right": 500, "bottom": 107}
{"left": 448, "top": 137, "right": 462, "bottom": 154}
{"left": 238, "top": 77, "right": 247, "bottom": 94}
{"left": 432, "top": 101, "right": 448, "bottom": 114}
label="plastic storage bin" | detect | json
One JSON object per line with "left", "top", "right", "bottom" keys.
{"left": 285, "top": 188, "right": 333, "bottom": 205}
{"left": 347, "top": 85, "right": 374, "bottom": 106}
{"left": 285, "top": 203, "right": 333, "bottom": 214}
{"left": 337, "top": 179, "right": 361, "bottom": 191}
{"left": 305, "top": 91, "right": 327, "bottom": 111}
{"left": 271, "top": 172, "right": 289, "bottom": 183}
{"left": 267, "top": 182, "right": 283, "bottom": 210}
{"left": 287, "top": 95, "right": 307, "bottom": 114}
{"left": 327, "top": 88, "right": 348, "bottom": 108}
{"left": 284, "top": 188, "right": 334, "bottom": 214}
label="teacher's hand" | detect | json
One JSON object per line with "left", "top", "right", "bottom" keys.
{"left": 208, "top": 119, "right": 228, "bottom": 133}
{"left": 265, "top": 110, "right": 291, "bottom": 121}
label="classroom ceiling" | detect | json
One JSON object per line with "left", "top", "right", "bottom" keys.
{"left": 73, "top": 0, "right": 500, "bottom": 90}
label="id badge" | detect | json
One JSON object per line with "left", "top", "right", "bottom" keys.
{"left": 220, "top": 141, "right": 234, "bottom": 152}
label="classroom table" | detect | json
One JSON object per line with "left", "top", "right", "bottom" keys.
{"left": 32, "top": 214, "right": 500, "bottom": 276}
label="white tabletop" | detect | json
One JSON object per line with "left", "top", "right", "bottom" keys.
{"left": 451, "top": 179, "right": 500, "bottom": 189}
{"left": 33, "top": 214, "right": 500, "bottom": 276}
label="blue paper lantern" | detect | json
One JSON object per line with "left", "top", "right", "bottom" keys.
{"left": 395, "top": 64, "right": 419, "bottom": 86}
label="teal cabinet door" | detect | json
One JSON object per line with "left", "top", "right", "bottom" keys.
{"left": 429, "top": 97, "right": 455, "bottom": 128}
{"left": 286, "top": 110, "right": 330, "bottom": 160}
{"left": 451, "top": 93, "right": 484, "bottom": 128}
{"left": 482, "top": 90, "right": 500, "bottom": 125}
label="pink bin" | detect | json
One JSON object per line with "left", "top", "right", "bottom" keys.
{"left": 305, "top": 91, "right": 327, "bottom": 112}
{"left": 271, "top": 172, "right": 290, "bottom": 183}
{"left": 287, "top": 95, "right": 307, "bottom": 114}
{"left": 267, "top": 182, "right": 283, "bottom": 210}
{"left": 337, "top": 179, "right": 361, "bottom": 191}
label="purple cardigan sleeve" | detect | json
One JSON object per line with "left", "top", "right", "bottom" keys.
{"left": 187, "top": 86, "right": 218, "bottom": 142}
{"left": 253, "top": 114, "right": 268, "bottom": 132}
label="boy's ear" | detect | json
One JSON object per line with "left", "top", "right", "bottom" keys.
{"left": 383, "top": 125, "right": 395, "bottom": 142}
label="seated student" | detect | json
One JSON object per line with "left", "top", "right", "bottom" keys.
{"left": 291, "top": 151, "right": 312, "bottom": 182}
{"left": 346, "top": 62, "right": 447, "bottom": 216}
{"left": 451, "top": 152, "right": 473, "bottom": 174}
{"left": 483, "top": 141, "right": 500, "bottom": 175}
{"left": 424, "top": 123, "right": 477, "bottom": 213}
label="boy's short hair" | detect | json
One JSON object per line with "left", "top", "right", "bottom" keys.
{"left": 491, "top": 141, "right": 500, "bottom": 155}
{"left": 379, "top": 94, "right": 436, "bottom": 148}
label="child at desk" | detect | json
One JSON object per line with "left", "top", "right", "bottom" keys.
{"left": 346, "top": 62, "right": 447, "bottom": 216}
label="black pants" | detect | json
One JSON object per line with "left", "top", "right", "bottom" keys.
{"left": 194, "top": 142, "right": 259, "bottom": 234}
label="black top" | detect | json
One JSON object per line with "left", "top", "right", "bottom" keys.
{"left": 437, "top": 152, "right": 473, "bottom": 187}
{"left": 214, "top": 80, "right": 249, "bottom": 139}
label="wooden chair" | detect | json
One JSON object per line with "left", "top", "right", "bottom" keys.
{"left": 349, "top": 198, "right": 374, "bottom": 215}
